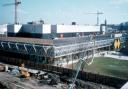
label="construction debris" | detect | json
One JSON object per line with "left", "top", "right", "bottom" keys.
{"left": 38, "top": 73, "right": 60, "bottom": 86}
{"left": 9, "top": 66, "right": 20, "bottom": 76}
{"left": 0, "top": 63, "right": 116, "bottom": 89}
{"left": 0, "top": 64, "right": 5, "bottom": 72}
{"left": 0, "top": 72, "right": 57, "bottom": 89}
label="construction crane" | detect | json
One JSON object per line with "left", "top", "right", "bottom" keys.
{"left": 85, "top": 11, "right": 104, "bottom": 25}
{"left": 3, "top": 0, "right": 21, "bottom": 24}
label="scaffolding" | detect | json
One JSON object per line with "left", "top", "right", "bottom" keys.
{"left": 0, "top": 35, "right": 122, "bottom": 59}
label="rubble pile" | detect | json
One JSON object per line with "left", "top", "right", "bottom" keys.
{"left": 0, "top": 63, "right": 116, "bottom": 89}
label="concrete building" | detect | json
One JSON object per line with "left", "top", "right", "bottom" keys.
{"left": 6, "top": 24, "right": 101, "bottom": 39}
{"left": 7, "top": 24, "right": 22, "bottom": 36}
{"left": 51, "top": 24, "right": 100, "bottom": 38}
{"left": 21, "top": 24, "right": 51, "bottom": 39}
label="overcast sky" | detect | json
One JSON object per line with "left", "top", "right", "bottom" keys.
{"left": 0, "top": 0, "right": 128, "bottom": 25}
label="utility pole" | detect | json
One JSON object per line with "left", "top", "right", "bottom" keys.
{"left": 85, "top": 11, "right": 104, "bottom": 25}
{"left": 3, "top": 0, "right": 21, "bottom": 24}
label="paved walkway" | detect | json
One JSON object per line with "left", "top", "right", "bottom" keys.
{"left": 95, "top": 51, "right": 128, "bottom": 61}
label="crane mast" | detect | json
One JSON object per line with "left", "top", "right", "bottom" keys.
{"left": 85, "top": 11, "right": 104, "bottom": 25}
{"left": 15, "top": 0, "right": 21, "bottom": 24}
{"left": 96, "top": 11, "right": 103, "bottom": 25}
{"left": 3, "top": 0, "right": 21, "bottom": 24}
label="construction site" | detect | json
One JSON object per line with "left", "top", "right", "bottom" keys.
{"left": 0, "top": 0, "right": 128, "bottom": 89}
{"left": 0, "top": 26, "right": 127, "bottom": 89}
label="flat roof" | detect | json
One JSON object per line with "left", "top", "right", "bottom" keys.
{"left": 0, "top": 37, "right": 53, "bottom": 45}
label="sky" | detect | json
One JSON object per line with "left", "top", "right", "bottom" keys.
{"left": 0, "top": 0, "right": 128, "bottom": 25}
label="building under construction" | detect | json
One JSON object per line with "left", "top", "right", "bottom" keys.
{"left": 0, "top": 23, "right": 125, "bottom": 66}
{"left": 0, "top": 0, "right": 127, "bottom": 88}
{"left": 0, "top": 23, "right": 127, "bottom": 89}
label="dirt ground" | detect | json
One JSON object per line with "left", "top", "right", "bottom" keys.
{"left": 0, "top": 72, "right": 58, "bottom": 89}
{"left": 0, "top": 62, "right": 117, "bottom": 89}
{"left": 0, "top": 72, "right": 116, "bottom": 89}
